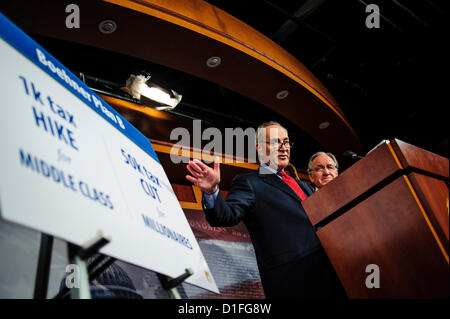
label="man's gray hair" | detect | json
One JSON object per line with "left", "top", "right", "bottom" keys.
{"left": 307, "top": 151, "right": 339, "bottom": 174}
{"left": 255, "top": 121, "right": 287, "bottom": 145}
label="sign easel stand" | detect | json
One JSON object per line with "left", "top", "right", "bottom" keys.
{"left": 157, "top": 268, "right": 193, "bottom": 299}
{"left": 33, "top": 233, "right": 54, "bottom": 299}
{"left": 33, "top": 231, "right": 112, "bottom": 299}
{"left": 34, "top": 231, "right": 194, "bottom": 299}
{"left": 66, "top": 232, "right": 110, "bottom": 299}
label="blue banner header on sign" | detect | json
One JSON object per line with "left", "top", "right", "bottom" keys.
{"left": 0, "top": 12, "right": 160, "bottom": 163}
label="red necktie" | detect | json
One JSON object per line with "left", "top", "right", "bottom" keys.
{"left": 277, "top": 170, "right": 307, "bottom": 200}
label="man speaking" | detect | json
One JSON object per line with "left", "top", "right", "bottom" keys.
{"left": 185, "top": 121, "right": 344, "bottom": 298}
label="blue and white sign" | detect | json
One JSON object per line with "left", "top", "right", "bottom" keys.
{"left": 0, "top": 12, "right": 218, "bottom": 293}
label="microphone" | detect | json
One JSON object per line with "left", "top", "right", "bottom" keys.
{"left": 344, "top": 139, "right": 390, "bottom": 162}
{"left": 343, "top": 150, "right": 363, "bottom": 160}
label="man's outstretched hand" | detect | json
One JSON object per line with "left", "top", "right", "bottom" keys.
{"left": 185, "top": 157, "right": 221, "bottom": 194}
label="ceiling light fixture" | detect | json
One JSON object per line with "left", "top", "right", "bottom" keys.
{"left": 206, "top": 56, "right": 221, "bottom": 68}
{"left": 276, "top": 90, "right": 289, "bottom": 100}
{"left": 319, "top": 121, "right": 330, "bottom": 130}
{"left": 121, "top": 74, "right": 182, "bottom": 111}
{"left": 99, "top": 20, "right": 117, "bottom": 34}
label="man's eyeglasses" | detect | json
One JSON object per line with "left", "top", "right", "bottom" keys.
{"left": 313, "top": 165, "right": 337, "bottom": 173}
{"left": 265, "top": 140, "right": 294, "bottom": 149}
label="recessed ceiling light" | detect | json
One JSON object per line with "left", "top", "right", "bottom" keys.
{"left": 99, "top": 20, "right": 117, "bottom": 34}
{"left": 319, "top": 121, "right": 330, "bottom": 130}
{"left": 206, "top": 56, "right": 221, "bottom": 68}
{"left": 276, "top": 90, "right": 289, "bottom": 100}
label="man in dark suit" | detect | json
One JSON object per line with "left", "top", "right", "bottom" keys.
{"left": 185, "top": 121, "right": 345, "bottom": 298}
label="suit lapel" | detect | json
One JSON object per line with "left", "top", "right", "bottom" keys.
{"left": 297, "top": 179, "right": 313, "bottom": 197}
{"left": 257, "top": 166, "right": 304, "bottom": 205}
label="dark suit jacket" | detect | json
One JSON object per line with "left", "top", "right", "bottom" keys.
{"left": 203, "top": 166, "right": 344, "bottom": 298}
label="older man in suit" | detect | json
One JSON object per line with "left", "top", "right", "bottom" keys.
{"left": 307, "top": 152, "right": 339, "bottom": 192}
{"left": 185, "top": 121, "right": 345, "bottom": 298}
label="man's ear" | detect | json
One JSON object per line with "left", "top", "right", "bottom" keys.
{"left": 256, "top": 142, "right": 265, "bottom": 160}
{"left": 308, "top": 174, "right": 314, "bottom": 184}
{"left": 255, "top": 142, "right": 261, "bottom": 156}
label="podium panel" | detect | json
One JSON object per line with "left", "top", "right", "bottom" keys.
{"left": 317, "top": 175, "right": 448, "bottom": 298}
{"left": 303, "top": 139, "right": 449, "bottom": 298}
{"left": 407, "top": 173, "right": 449, "bottom": 243}
{"left": 305, "top": 142, "right": 400, "bottom": 226}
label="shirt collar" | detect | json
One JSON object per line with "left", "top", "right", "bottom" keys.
{"left": 261, "top": 163, "right": 282, "bottom": 175}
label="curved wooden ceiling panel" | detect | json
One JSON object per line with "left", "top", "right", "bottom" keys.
{"left": 108, "top": 0, "right": 344, "bottom": 115}
{"left": 1, "top": 0, "right": 363, "bottom": 157}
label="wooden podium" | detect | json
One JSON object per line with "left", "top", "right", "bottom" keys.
{"left": 302, "top": 139, "right": 449, "bottom": 298}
